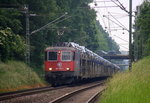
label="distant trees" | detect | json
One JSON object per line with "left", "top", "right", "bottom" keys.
{"left": 96, "top": 21, "right": 120, "bottom": 52}
{"left": 0, "top": 0, "right": 119, "bottom": 67}
{"left": 133, "top": 1, "right": 150, "bottom": 60}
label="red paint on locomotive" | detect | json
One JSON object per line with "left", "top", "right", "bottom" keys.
{"left": 44, "top": 49, "right": 75, "bottom": 72}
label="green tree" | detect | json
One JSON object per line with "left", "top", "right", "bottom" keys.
{"left": 0, "top": 28, "right": 25, "bottom": 61}
{"left": 0, "top": 0, "right": 119, "bottom": 67}
{"left": 134, "top": 1, "right": 150, "bottom": 60}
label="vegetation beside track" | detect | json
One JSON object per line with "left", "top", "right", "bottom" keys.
{"left": 100, "top": 56, "right": 150, "bottom": 103}
{"left": 0, "top": 61, "right": 47, "bottom": 93}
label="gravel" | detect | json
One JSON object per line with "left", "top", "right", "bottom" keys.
{"left": 0, "top": 81, "right": 105, "bottom": 103}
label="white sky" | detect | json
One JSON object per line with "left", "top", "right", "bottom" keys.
{"left": 90, "top": 0, "right": 144, "bottom": 51}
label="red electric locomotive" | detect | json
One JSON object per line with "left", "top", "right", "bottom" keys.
{"left": 44, "top": 46, "right": 76, "bottom": 85}
{"left": 44, "top": 42, "right": 120, "bottom": 86}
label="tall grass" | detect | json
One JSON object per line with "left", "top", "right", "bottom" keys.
{"left": 100, "top": 56, "right": 150, "bottom": 103}
{"left": 0, "top": 61, "right": 47, "bottom": 93}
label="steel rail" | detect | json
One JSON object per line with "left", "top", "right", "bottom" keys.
{"left": 49, "top": 82, "right": 105, "bottom": 103}
{"left": 86, "top": 89, "right": 105, "bottom": 103}
{"left": 0, "top": 86, "right": 65, "bottom": 101}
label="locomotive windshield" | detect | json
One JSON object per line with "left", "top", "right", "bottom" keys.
{"left": 48, "top": 51, "right": 57, "bottom": 61}
{"left": 61, "top": 51, "right": 72, "bottom": 61}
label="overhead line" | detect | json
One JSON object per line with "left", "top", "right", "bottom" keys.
{"left": 108, "top": 12, "right": 128, "bottom": 30}
{"left": 111, "top": 0, "right": 129, "bottom": 14}
{"left": 31, "top": 13, "right": 68, "bottom": 34}
{"left": 90, "top": 6, "right": 118, "bottom": 8}
{"left": 114, "top": 35, "right": 128, "bottom": 42}
{"left": 97, "top": 11, "right": 107, "bottom": 29}
{"left": 116, "top": 0, "right": 129, "bottom": 13}
{"left": 103, "top": 1, "right": 111, "bottom": 34}
{"left": 118, "top": 44, "right": 129, "bottom": 50}
{"left": 103, "top": 15, "right": 129, "bottom": 32}
{"left": 94, "top": 0, "right": 112, "bottom": 2}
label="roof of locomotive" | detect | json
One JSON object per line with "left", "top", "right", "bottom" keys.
{"left": 45, "top": 47, "right": 75, "bottom": 51}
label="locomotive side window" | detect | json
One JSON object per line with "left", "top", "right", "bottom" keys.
{"left": 48, "top": 51, "right": 57, "bottom": 61}
{"left": 61, "top": 51, "right": 72, "bottom": 61}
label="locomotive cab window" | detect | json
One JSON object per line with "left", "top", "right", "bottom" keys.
{"left": 48, "top": 51, "right": 57, "bottom": 61}
{"left": 61, "top": 51, "right": 72, "bottom": 61}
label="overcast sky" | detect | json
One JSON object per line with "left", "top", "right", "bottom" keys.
{"left": 90, "top": 0, "right": 144, "bottom": 51}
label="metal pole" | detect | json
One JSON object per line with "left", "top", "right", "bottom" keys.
{"left": 25, "top": 5, "right": 30, "bottom": 66}
{"left": 129, "top": 0, "right": 132, "bottom": 71}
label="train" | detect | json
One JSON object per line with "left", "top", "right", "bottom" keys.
{"left": 44, "top": 42, "right": 120, "bottom": 86}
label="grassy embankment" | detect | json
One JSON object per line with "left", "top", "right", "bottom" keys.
{"left": 100, "top": 56, "right": 150, "bottom": 103}
{"left": 0, "top": 61, "right": 47, "bottom": 93}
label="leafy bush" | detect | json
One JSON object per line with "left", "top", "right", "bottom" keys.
{"left": 0, "top": 28, "right": 25, "bottom": 61}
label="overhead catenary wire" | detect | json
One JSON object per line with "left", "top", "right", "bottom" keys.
{"left": 97, "top": 10, "right": 107, "bottom": 29}
{"left": 31, "top": 12, "right": 68, "bottom": 34}
{"left": 118, "top": 44, "right": 129, "bottom": 50}
{"left": 92, "top": 0, "right": 131, "bottom": 52}
{"left": 93, "top": 0, "right": 127, "bottom": 34}
{"left": 103, "top": 15, "right": 129, "bottom": 32}
{"left": 113, "top": 35, "right": 128, "bottom": 42}
{"left": 111, "top": 0, "right": 129, "bottom": 14}
{"left": 116, "top": 0, "right": 129, "bottom": 13}
{"left": 94, "top": 0, "right": 112, "bottom": 3}
{"left": 90, "top": 6, "right": 118, "bottom": 8}
{"left": 93, "top": 0, "right": 109, "bottom": 31}
{"left": 108, "top": 12, "right": 128, "bottom": 30}
{"left": 103, "top": 0, "right": 111, "bottom": 34}
{"left": 106, "top": 12, "right": 128, "bottom": 18}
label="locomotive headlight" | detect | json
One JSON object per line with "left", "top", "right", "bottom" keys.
{"left": 49, "top": 68, "right": 52, "bottom": 71}
{"left": 66, "top": 68, "right": 70, "bottom": 70}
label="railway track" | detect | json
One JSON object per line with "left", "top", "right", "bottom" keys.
{"left": 0, "top": 86, "right": 65, "bottom": 101}
{"left": 86, "top": 90, "right": 105, "bottom": 103}
{"left": 49, "top": 82, "right": 105, "bottom": 103}
{"left": 0, "top": 80, "right": 106, "bottom": 103}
